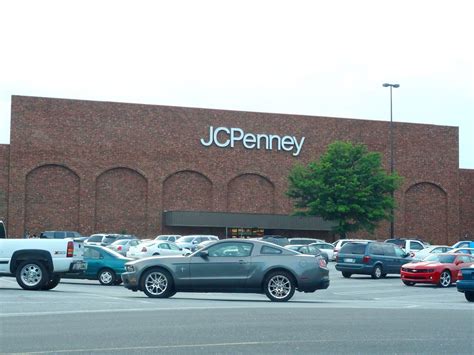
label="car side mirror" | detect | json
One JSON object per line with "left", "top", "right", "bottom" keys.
{"left": 199, "top": 250, "right": 209, "bottom": 258}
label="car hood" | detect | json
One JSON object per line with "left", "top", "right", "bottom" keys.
{"left": 125, "top": 255, "right": 188, "bottom": 266}
{"left": 403, "top": 261, "right": 443, "bottom": 268}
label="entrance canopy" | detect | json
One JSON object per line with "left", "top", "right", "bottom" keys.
{"left": 163, "top": 211, "right": 335, "bottom": 231}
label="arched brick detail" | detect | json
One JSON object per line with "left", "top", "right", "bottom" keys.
{"left": 404, "top": 182, "right": 448, "bottom": 244}
{"left": 95, "top": 168, "right": 148, "bottom": 236}
{"left": 163, "top": 170, "right": 213, "bottom": 211}
{"left": 227, "top": 173, "right": 275, "bottom": 213}
{"left": 25, "top": 164, "right": 80, "bottom": 233}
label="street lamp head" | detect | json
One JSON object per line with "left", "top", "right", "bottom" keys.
{"left": 383, "top": 83, "right": 400, "bottom": 88}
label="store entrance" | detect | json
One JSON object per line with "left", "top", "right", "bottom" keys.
{"left": 227, "top": 227, "right": 264, "bottom": 239}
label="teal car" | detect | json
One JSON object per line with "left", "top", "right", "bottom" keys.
{"left": 78, "top": 245, "right": 132, "bottom": 285}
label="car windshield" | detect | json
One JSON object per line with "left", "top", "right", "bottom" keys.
{"left": 155, "top": 236, "right": 169, "bottom": 240}
{"left": 423, "top": 254, "right": 456, "bottom": 263}
{"left": 103, "top": 236, "right": 118, "bottom": 243}
{"left": 111, "top": 240, "right": 129, "bottom": 245}
{"left": 179, "top": 237, "right": 195, "bottom": 242}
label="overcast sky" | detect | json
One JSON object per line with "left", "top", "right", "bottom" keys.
{"left": 1, "top": 0, "right": 473, "bottom": 168}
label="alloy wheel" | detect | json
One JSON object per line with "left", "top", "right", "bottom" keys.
{"left": 145, "top": 271, "right": 168, "bottom": 296}
{"left": 20, "top": 264, "right": 43, "bottom": 287}
{"left": 267, "top": 275, "right": 292, "bottom": 299}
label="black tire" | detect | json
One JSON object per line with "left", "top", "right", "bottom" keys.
{"left": 402, "top": 280, "right": 415, "bottom": 286}
{"left": 152, "top": 253, "right": 160, "bottom": 256}
{"left": 141, "top": 268, "right": 175, "bottom": 298}
{"left": 41, "top": 274, "right": 61, "bottom": 290}
{"left": 264, "top": 270, "right": 296, "bottom": 302}
{"left": 342, "top": 272, "right": 352, "bottom": 278}
{"left": 98, "top": 268, "right": 116, "bottom": 286}
{"left": 371, "top": 265, "right": 383, "bottom": 279}
{"left": 15, "top": 261, "right": 49, "bottom": 290}
{"left": 113, "top": 279, "right": 123, "bottom": 286}
{"left": 381, "top": 273, "right": 388, "bottom": 278}
{"left": 438, "top": 270, "right": 451, "bottom": 288}
{"left": 465, "top": 291, "right": 474, "bottom": 302}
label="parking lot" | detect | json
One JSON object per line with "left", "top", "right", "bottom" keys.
{"left": 1, "top": 263, "right": 472, "bottom": 354}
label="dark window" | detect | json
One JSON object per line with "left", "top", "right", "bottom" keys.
{"left": 84, "top": 247, "right": 101, "bottom": 259}
{"left": 411, "top": 242, "right": 424, "bottom": 250}
{"left": 88, "top": 235, "right": 103, "bottom": 242}
{"left": 370, "top": 244, "right": 385, "bottom": 255}
{"left": 382, "top": 244, "right": 396, "bottom": 256}
{"left": 261, "top": 246, "right": 282, "bottom": 255}
{"left": 208, "top": 242, "right": 253, "bottom": 257}
{"left": 159, "top": 243, "right": 170, "bottom": 250}
{"left": 394, "top": 247, "right": 406, "bottom": 257}
{"left": 54, "top": 232, "right": 64, "bottom": 239}
{"left": 340, "top": 243, "right": 367, "bottom": 255}
{"left": 308, "top": 246, "right": 321, "bottom": 255}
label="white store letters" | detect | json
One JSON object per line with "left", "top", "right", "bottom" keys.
{"left": 200, "top": 126, "right": 305, "bottom": 157}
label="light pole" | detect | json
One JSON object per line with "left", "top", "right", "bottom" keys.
{"left": 383, "top": 82, "right": 399, "bottom": 239}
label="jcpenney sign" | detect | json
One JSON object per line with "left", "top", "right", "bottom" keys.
{"left": 200, "top": 126, "right": 305, "bottom": 157}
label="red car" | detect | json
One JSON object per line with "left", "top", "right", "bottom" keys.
{"left": 401, "top": 253, "right": 473, "bottom": 287}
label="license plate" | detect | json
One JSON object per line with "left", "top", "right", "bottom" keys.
{"left": 344, "top": 258, "right": 355, "bottom": 263}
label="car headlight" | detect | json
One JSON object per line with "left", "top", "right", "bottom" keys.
{"left": 126, "top": 265, "right": 135, "bottom": 272}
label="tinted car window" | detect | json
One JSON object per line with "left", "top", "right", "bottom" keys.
{"left": 308, "top": 246, "right": 321, "bottom": 255}
{"left": 394, "top": 247, "right": 406, "bottom": 257}
{"left": 103, "top": 236, "right": 118, "bottom": 244}
{"left": 411, "top": 242, "right": 424, "bottom": 250}
{"left": 382, "top": 244, "right": 396, "bottom": 256}
{"left": 88, "top": 235, "right": 103, "bottom": 242}
{"left": 84, "top": 247, "right": 101, "bottom": 259}
{"left": 370, "top": 244, "right": 384, "bottom": 255}
{"left": 54, "top": 232, "right": 64, "bottom": 239}
{"left": 261, "top": 246, "right": 282, "bottom": 254}
{"left": 424, "top": 254, "right": 455, "bottom": 263}
{"left": 208, "top": 243, "right": 252, "bottom": 257}
{"left": 340, "top": 243, "right": 367, "bottom": 255}
{"left": 159, "top": 243, "right": 170, "bottom": 250}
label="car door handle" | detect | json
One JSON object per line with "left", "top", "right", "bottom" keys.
{"left": 238, "top": 260, "right": 248, "bottom": 264}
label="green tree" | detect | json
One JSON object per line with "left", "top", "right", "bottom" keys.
{"left": 287, "top": 141, "right": 402, "bottom": 238}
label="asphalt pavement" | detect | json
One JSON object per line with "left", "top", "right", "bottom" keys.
{"left": 1, "top": 263, "right": 473, "bottom": 354}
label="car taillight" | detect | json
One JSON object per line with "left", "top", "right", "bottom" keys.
{"left": 362, "top": 255, "right": 371, "bottom": 263}
{"left": 319, "top": 258, "right": 327, "bottom": 268}
{"left": 117, "top": 245, "right": 122, "bottom": 251}
{"left": 141, "top": 247, "right": 147, "bottom": 252}
{"left": 67, "top": 241, "right": 74, "bottom": 257}
{"left": 457, "top": 270, "right": 463, "bottom": 280}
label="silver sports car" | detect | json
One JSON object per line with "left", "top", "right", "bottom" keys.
{"left": 121, "top": 239, "right": 329, "bottom": 301}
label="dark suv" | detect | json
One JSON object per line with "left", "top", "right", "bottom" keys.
{"left": 335, "top": 241, "right": 413, "bottom": 279}
{"left": 40, "top": 231, "right": 82, "bottom": 239}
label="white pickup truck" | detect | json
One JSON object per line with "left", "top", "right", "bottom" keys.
{"left": 0, "top": 236, "right": 86, "bottom": 290}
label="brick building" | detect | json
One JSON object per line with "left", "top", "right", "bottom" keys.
{"left": 0, "top": 96, "right": 472, "bottom": 243}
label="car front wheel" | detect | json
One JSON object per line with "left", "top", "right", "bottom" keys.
{"left": 465, "top": 291, "right": 474, "bottom": 302}
{"left": 141, "top": 268, "right": 175, "bottom": 298}
{"left": 264, "top": 271, "right": 295, "bottom": 302}
{"left": 342, "top": 272, "right": 352, "bottom": 278}
{"left": 98, "top": 269, "right": 116, "bottom": 286}
{"left": 438, "top": 270, "right": 451, "bottom": 288}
